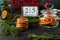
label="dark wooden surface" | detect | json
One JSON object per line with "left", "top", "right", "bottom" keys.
{"left": 0, "top": 23, "right": 60, "bottom": 40}
{"left": 0, "top": 16, "right": 60, "bottom": 40}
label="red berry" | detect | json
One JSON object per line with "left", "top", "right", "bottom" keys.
{"left": 32, "top": 0, "right": 38, "bottom": 3}
{"left": 25, "top": 0, "right": 30, "bottom": 2}
{"left": 19, "top": 0, "right": 25, "bottom": 2}
{"left": 33, "top": 3, "right": 39, "bottom": 6}
{"left": 25, "top": 3, "right": 30, "bottom": 6}
{"left": 18, "top": 4, "right": 21, "bottom": 7}
{"left": 10, "top": 0, "right": 14, "bottom": 4}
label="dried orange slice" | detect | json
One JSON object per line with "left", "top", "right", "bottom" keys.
{"left": 50, "top": 17, "right": 56, "bottom": 26}
{"left": 45, "top": 16, "right": 52, "bottom": 24}
{"left": 40, "top": 16, "right": 52, "bottom": 25}
{"left": 2, "top": 10, "right": 8, "bottom": 19}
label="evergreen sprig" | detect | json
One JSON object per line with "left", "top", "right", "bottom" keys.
{"left": 0, "top": 19, "right": 22, "bottom": 37}
{"left": 28, "top": 33, "right": 60, "bottom": 40}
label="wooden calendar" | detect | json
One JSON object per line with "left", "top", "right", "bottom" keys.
{"left": 23, "top": 6, "right": 38, "bottom": 17}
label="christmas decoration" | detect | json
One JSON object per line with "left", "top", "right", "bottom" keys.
{"left": 0, "top": 14, "right": 39, "bottom": 37}
{"left": 16, "top": 16, "right": 28, "bottom": 29}
{"left": 39, "top": 3, "right": 59, "bottom": 28}
{"left": 0, "top": 15, "right": 22, "bottom": 37}
{"left": 0, "top": 0, "right": 60, "bottom": 38}
{"left": 10, "top": 0, "right": 41, "bottom": 9}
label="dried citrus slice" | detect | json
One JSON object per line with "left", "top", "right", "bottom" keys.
{"left": 2, "top": 10, "right": 8, "bottom": 19}
{"left": 50, "top": 17, "right": 56, "bottom": 26}
{"left": 40, "top": 16, "right": 52, "bottom": 25}
{"left": 45, "top": 16, "right": 52, "bottom": 24}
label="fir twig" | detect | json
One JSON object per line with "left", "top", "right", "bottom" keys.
{"left": 28, "top": 33, "right": 60, "bottom": 40}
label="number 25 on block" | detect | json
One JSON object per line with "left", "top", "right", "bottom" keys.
{"left": 23, "top": 6, "right": 38, "bottom": 16}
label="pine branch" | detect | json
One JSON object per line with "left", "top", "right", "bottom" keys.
{"left": 10, "top": 26, "right": 22, "bottom": 37}
{"left": 28, "top": 33, "right": 60, "bottom": 40}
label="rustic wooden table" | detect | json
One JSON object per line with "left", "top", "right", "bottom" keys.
{"left": 0, "top": 23, "right": 60, "bottom": 40}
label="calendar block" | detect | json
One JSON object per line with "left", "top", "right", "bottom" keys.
{"left": 23, "top": 6, "right": 38, "bottom": 16}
